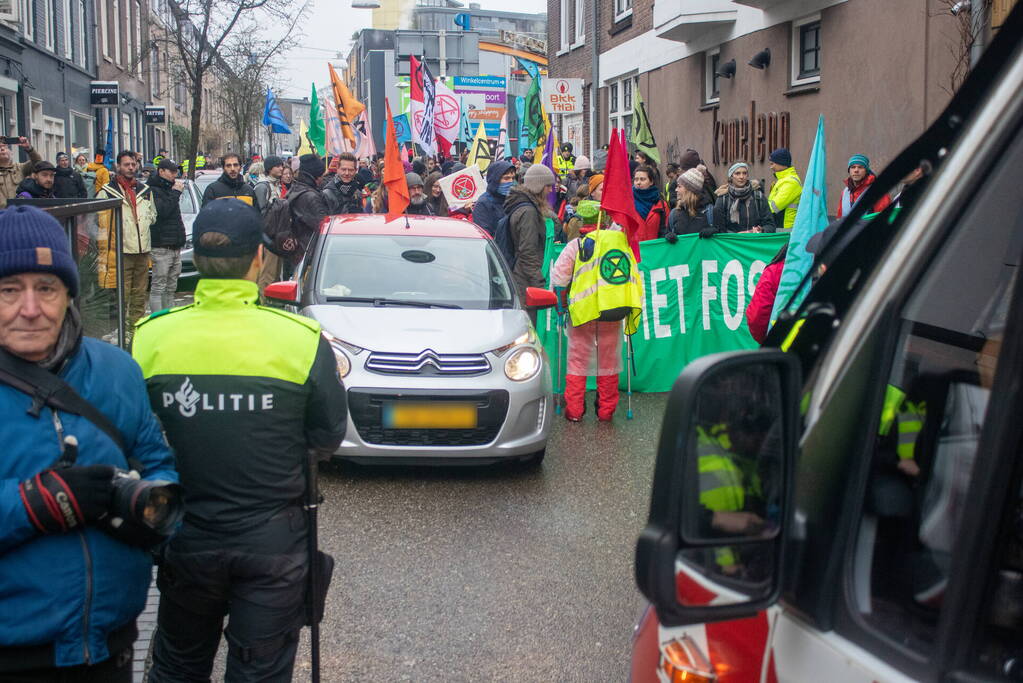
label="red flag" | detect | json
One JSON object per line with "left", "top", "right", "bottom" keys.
{"left": 600, "top": 128, "right": 644, "bottom": 260}
{"left": 384, "top": 98, "right": 410, "bottom": 222}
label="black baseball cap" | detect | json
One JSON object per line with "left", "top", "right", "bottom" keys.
{"left": 192, "top": 198, "right": 263, "bottom": 257}
{"left": 157, "top": 158, "right": 179, "bottom": 172}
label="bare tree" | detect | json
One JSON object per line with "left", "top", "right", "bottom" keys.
{"left": 160, "top": 0, "right": 303, "bottom": 177}
{"left": 932, "top": 0, "right": 992, "bottom": 96}
{"left": 218, "top": 13, "right": 305, "bottom": 158}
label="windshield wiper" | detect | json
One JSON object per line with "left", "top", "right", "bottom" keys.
{"left": 324, "top": 296, "right": 462, "bottom": 309}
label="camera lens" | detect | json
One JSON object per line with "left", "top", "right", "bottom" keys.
{"left": 111, "top": 476, "right": 184, "bottom": 535}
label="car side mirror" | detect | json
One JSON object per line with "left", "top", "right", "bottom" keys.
{"left": 525, "top": 287, "right": 557, "bottom": 309}
{"left": 635, "top": 349, "right": 800, "bottom": 627}
{"left": 263, "top": 280, "right": 298, "bottom": 304}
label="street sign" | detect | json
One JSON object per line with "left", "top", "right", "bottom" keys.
{"left": 541, "top": 78, "right": 584, "bottom": 114}
{"left": 90, "top": 81, "right": 120, "bottom": 107}
{"left": 144, "top": 106, "right": 166, "bottom": 124}
{"left": 453, "top": 76, "right": 506, "bottom": 137}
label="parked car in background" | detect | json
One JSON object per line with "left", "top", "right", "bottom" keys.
{"left": 264, "top": 214, "right": 555, "bottom": 466}
{"left": 176, "top": 179, "right": 201, "bottom": 290}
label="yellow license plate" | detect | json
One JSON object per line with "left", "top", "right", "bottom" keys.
{"left": 384, "top": 402, "right": 478, "bottom": 429}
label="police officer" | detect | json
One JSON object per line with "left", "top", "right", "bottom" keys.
{"left": 549, "top": 201, "right": 644, "bottom": 422}
{"left": 0, "top": 205, "right": 178, "bottom": 680}
{"left": 132, "top": 199, "right": 347, "bottom": 681}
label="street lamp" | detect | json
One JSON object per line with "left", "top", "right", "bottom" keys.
{"left": 351, "top": 1, "right": 380, "bottom": 8}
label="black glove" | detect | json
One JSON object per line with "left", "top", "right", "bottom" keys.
{"left": 19, "top": 465, "right": 115, "bottom": 534}
{"left": 664, "top": 231, "right": 679, "bottom": 244}
{"left": 699, "top": 226, "right": 718, "bottom": 239}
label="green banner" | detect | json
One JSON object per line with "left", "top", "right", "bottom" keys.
{"left": 537, "top": 233, "right": 788, "bottom": 393}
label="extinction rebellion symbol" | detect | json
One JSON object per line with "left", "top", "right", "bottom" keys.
{"left": 599, "top": 249, "right": 631, "bottom": 285}
{"left": 451, "top": 174, "right": 477, "bottom": 200}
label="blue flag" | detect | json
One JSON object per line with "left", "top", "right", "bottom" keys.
{"left": 103, "top": 111, "right": 114, "bottom": 169}
{"left": 771, "top": 115, "right": 829, "bottom": 323}
{"left": 262, "top": 88, "right": 292, "bottom": 134}
{"left": 459, "top": 96, "right": 473, "bottom": 143}
{"left": 515, "top": 57, "right": 540, "bottom": 81}
{"left": 515, "top": 96, "right": 529, "bottom": 152}
{"left": 393, "top": 113, "right": 411, "bottom": 144}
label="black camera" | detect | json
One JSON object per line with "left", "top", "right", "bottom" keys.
{"left": 107, "top": 469, "right": 184, "bottom": 541}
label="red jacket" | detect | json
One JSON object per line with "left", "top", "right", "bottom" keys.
{"left": 746, "top": 260, "right": 784, "bottom": 343}
{"left": 837, "top": 173, "right": 891, "bottom": 218}
{"left": 637, "top": 199, "right": 669, "bottom": 242}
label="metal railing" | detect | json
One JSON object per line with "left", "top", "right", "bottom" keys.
{"left": 8, "top": 198, "right": 128, "bottom": 349}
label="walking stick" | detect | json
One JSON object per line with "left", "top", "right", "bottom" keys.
{"left": 626, "top": 333, "right": 635, "bottom": 420}
{"left": 303, "top": 451, "right": 322, "bottom": 683}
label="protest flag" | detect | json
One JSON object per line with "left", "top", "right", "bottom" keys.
{"left": 458, "top": 96, "right": 473, "bottom": 144}
{"left": 630, "top": 86, "right": 660, "bottom": 164}
{"left": 601, "top": 129, "right": 644, "bottom": 260}
{"left": 496, "top": 109, "right": 510, "bottom": 160}
{"left": 383, "top": 98, "right": 410, "bottom": 222}
{"left": 771, "top": 115, "right": 829, "bottom": 323}
{"left": 523, "top": 75, "right": 545, "bottom": 145}
{"left": 393, "top": 113, "right": 412, "bottom": 144}
{"left": 515, "top": 96, "right": 529, "bottom": 152}
{"left": 262, "top": 88, "right": 292, "bottom": 134}
{"left": 296, "top": 120, "right": 313, "bottom": 156}
{"left": 354, "top": 111, "right": 376, "bottom": 159}
{"left": 410, "top": 55, "right": 437, "bottom": 156}
{"left": 322, "top": 86, "right": 345, "bottom": 156}
{"left": 466, "top": 122, "right": 492, "bottom": 172}
{"left": 103, "top": 111, "right": 114, "bottom": 168}
{"left": 540, "top": 125, "right": 560, "bottom": 209}
{"left": 328, "top": 63, "right": 364, "bottom": 145}
{"left": 434, "top": 77, "right": 460, "bottom": 156}
{"left": 307, "top": 83, "right": 325, "bottom": 156}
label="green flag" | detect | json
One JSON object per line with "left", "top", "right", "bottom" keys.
{"left": 630, "top": 86, "right": 660, "bottom": 164}
{"left": 524, "top": 76, "right": 545, "bottom": 145}
{"left": 308, "top": 82, "right": 325, "bottom": 156}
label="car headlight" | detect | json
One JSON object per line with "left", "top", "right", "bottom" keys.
{"left": 323, "top": 331, "right": 363, "bottom": 379}
{"left": 504, "top": 346, "right": 541, "bottom": 381}
{"left": 490, "top": 328, "right": 538, "bottom": 357}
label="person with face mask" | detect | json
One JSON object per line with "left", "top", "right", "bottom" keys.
{"left": 472, "top": 160, "right": 515, "bottom": 237}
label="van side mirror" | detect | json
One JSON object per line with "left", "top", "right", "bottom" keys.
{"left": 263, "top": 280, "right": 298, "bottom": 304}
{"left": 635, "top": 349, "right": 800, "bottom": 627}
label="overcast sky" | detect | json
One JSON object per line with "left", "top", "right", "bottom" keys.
{"left": 277, "top": 0, "right": 548, "bottom": 99}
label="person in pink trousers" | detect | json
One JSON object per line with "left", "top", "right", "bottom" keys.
{"left": 550, "top": 201, "right": 625, "bottom": 422}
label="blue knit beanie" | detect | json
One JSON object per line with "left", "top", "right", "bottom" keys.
{"left": 0, "top": 205, "right": 78, "bottom": 296}
{"left": 769, "top": 148, "right": 792, "bottom": 167}
{"left": 847, "top": 154, "right": 871, "bottom": 172}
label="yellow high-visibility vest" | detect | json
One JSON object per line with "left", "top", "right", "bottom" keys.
{"left": 567, "top": 229, "right": 643, "bottom": 334}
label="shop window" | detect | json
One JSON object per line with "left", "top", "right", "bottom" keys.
{"left": 608, "top": 75, "right": 635, "bottom": 140}
{"left": 791, "top": 14, "right": 821, "bottom": 86}
{"left": 0, "top": 96, "right": 12, "bottom": 137}
{"left": 706, "top": 48, "right": 721, "bottom": 104}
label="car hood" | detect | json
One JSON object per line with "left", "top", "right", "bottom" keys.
{"left": 304, "top": 305, "right": 530, "bottom": 354}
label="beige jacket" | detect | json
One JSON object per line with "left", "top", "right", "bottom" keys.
{"left": 0, "top": 148, "right": 42, "bottom": 207}
{"left": 96, "top": 178, "right": 156, "bottom": 288}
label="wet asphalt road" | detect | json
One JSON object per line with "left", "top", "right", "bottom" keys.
{"left": 284, "top": 390, "right": 671, "bottom": 682}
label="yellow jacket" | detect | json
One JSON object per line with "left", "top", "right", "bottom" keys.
{"left": 768, "top": 166, "right": 802, "bottom": 230}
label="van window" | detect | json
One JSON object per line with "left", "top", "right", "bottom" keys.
{"left": 849, "top": 157, "right": 1019, "bottom": 655}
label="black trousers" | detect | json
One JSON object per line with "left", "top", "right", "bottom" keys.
{"left": 0, "top": 646, "right": 133, "bottom": 683}
{"left": 147, "top": 507, "right": 308, "bottom": 683}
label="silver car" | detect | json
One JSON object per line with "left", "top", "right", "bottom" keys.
{"left": 265, "top": 214, "right": 554, "bottom": 466}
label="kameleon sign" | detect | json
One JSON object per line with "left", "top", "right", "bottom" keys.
{"left": 542, "top": 78, "right": 583, "bottom": 114}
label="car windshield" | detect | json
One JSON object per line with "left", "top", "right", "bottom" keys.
{"left": 316, "top": 234, "right": 515, "bottom": 310}
{"left": 179, "top": 185, "right": 196, "bottom": 214}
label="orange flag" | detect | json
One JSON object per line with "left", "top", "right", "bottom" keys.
{"left": 384, "top": 98, "right": 409, "bottom": 223}
{"left": 328, "top": 63, "right": 365, "bottom": 145}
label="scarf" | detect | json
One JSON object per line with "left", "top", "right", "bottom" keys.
{"left": 115, "top": 174, "right": 138, "bottom": 210}
{"left": 633, "top": 185, "right": 661, "bottom": 219}
{"left": 727, "top": 182, "right": 754, "bottom": 227}
{"left": 38, "top": 304, "right": 83, "bottom": 371}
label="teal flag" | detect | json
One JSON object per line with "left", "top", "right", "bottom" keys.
{"left": 537, "top": 233, "right": 789, "bottom": 393}
{"left": 523, "top": 76, "right": 545, "bottom": 144}
{"left": 771, "top": 115, "right": 828, "bottom": 322}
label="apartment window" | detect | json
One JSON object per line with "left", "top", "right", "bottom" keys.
{"left": 791, "top": 14, "right": 822, "bottom": 86}
{"left": 61, "top": 0, "right": 71, "bottom": 58}
{"left": 150, "top": 45, "right": 160, "bottom": 96}
{"left": 134, "top": 0, "right": 141, "bottom": 68}
{"left": 609, "top": 82, "right": 618, "bottom": 114}
{"left": 112, "top": 0, "right": 120, "bottom": 65}
{"left": 29, "top": 98, "right": 42, "bottom": 150}
{"left": 43, "top": 115, "right": 65, "bottom": 160}
{"left": 120, "top": 111, "right": 130, "bottom": 151}
{"left": 705, "top": 48, "right": 721, "bottom": 104}
{"left": 573, "top": 0, "right": 584, "bottom": 46}
{"left": 0, "top": 0, "right": 18, "bottom": 23}
{"left": 614, "top": 0, "right": 631, "bottom": 21}
{"left": 43, "top": 0, "right": 54, "bottom": 50}
{"left": 70, "top": 111, "right": 93, "bottom": 153}
{"left": 21, "top": 0, "right": 32, "bottom": 39}
{"left": 75, "top": 0, "right": 86, "bottom": 67}
{"left": 0, "top": 96, "right": 12, "bottom": 137}
{"left": 559, "top": 0, "right": 569, "bottom": 52}
{"left": 125, "top": 0, "right": 132, "bottom": 65}
{"left": 99, "top": 0, "right": 108, "bottom": 59}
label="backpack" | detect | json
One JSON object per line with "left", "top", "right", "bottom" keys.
{"left": 262, "top": 187, "right": 311, "bottom": 260}
{"left": 494, "top": 199, "right": 537, "bottom": 270}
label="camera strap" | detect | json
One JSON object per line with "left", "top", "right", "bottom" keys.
{"left": 0, "top": 348, "right": 127, "bottom": 454}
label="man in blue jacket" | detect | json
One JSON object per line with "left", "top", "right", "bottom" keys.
{"left": 472, "top": 160, "right": 515, "bottom": 237}
{"left": 0, "top": 205, "right": 177, "bottom": 680}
